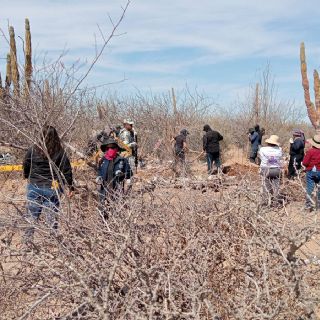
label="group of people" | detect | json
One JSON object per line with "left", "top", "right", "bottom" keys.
{"left": 172, "top": 124, "right": 223, "bottom": 174}
{"left": 250, "top": 126, "right": 320, "bottom": 209}
{"left": 22, "top": 120, "right": 137, "bottom": 247}
{"left": 20, "top": 121, "right": 320, "bottom": 247}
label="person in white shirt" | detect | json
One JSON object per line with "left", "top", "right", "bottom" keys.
{"left": 258, "top": 135, "right": 283, "bottom": 205}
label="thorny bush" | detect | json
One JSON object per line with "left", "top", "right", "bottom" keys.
{"left": 0, "top": 168, "right": 319, "bottom": 319}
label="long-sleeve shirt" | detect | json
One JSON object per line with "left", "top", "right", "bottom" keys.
{"left": 290, "top": 137, "right": 304, "bottom": 157}
{"left": 203, "top": 130, "right": 223, "bottom": 153}
{"left": 249, "top": 132, "right": 259, "bottom": 150}
{"left": 302, "top": 147, "right": 320, "bottom": 171}
{"left": 23, "top": 146, "right": 73, "bottom": 188}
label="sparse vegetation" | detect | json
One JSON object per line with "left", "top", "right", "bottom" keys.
{"left": 0, "top": 11, "right": 319, "bottom": 320}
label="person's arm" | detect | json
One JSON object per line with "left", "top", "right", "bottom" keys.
{"left": 249, "top": 132, "right": 258, "bottom": 142}
{"left": 182, "top": 136, "right": 187, "bottom": 151}
{"left": 302, "top": 150, "right": 312, "bottom": 167}
{"left": 23, "top": 148, "right": 32, "bottom": 179}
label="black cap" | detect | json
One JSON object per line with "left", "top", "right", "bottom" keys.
{"left": 180, "top": 129, "right": 189, "bottom": 136}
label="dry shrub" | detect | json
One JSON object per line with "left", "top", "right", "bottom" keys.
{"left": 0, "top": 169, "right": 319, "bottom": 319}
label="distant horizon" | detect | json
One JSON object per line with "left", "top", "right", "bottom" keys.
{"left": 0, "top": 0, "right": 320, "bottom": 109}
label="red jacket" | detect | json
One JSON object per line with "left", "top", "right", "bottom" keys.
{"left": 302, "top": 147, "right": 320, "bottom": 171}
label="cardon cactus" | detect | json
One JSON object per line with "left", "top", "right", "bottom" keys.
{"left": 9, "top": 26, "right": 20, "bottom": 96}
{"left": 24, "top": 18, "right": 32, "bottom": 94}
{"left": 300, "top": 42, "right": 320, "bottom": 129}
{"left": 5, "top": 54, "right": 11, "bottom": 89}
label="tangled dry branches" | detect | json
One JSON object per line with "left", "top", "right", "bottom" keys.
{"left": 0, "top": 168, "right": 319, "bottom": 319}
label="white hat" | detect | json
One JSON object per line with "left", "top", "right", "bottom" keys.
{"left": 265, "top": 135, "right": 280, "bottom": 146}
{"left": 123, "top": 119, "right": 134, "bottom": 125}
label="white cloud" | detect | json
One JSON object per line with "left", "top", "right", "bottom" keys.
{"left": 0, "top": 0, "right": 320, "bottom": 104}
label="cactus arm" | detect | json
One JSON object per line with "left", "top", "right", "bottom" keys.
{"left": 300, "top": 42, "right": 318, "bottom": 128}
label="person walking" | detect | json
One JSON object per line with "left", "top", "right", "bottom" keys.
{"left": 302, "top": 134, "right": 320, "bottom": 210}
{"left": 96, "top": 137, "right": 132, "bottom": 219}
{"left": 248, "top": 128, "right": 259, "bottom": 163}
{"left": 119, "top": 119, "right": 138, "bottom": 172}
{"left": 23, "top": 125, "right": 74, "bottom": 246}
{"left": 288, "top": 129, "right": 305, "bottom": 179}
{"left": 203, "top": 124, "right": 223, "bottom": 174}
{"left": 258, "top": 135, "right": 283, "bottom": 206}
{"left": 172, "top": 129, "right": 189, "bottom": 175}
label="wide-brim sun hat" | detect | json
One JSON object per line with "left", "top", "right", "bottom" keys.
{"left": 265, "top": 135, "right": 281, "bottom": 146}
{"left": 100, "top": 137, "right": 120, "bottom": 148}
{"left": 308, "top": 134, "right": 320, "bottom": 148}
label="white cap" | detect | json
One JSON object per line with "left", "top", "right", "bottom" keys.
{"left": 123, "top": 119, "right": 134, "bottom": 125}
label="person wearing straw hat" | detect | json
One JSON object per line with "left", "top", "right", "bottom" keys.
{"left": 258, "top": 135, "right": 283, "bottom": 206}
{"left": 302, "top": 134, "right": 320, "bottom": 210}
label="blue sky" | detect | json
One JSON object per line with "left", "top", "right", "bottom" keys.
{"left": 1, "top": 0, "right": 320, "bottom": 106}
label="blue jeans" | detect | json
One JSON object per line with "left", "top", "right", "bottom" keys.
{"left": 206, "top": 152, "right": 221, "bottom": 173}
{"left": 24, "top": 184, "right": 61, "bottom": 242}
{"left": 306, "top": 171, "right": 320, "bottom": 207}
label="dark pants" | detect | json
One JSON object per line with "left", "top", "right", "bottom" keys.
{"left": 175, "top": 150, "right": 185, "bottom": 163}
{"left": 306, "top": 171, "right": 320, "bottom": 208}
{"left": 249, "top": 147, "right": 258, "bottom": 163}
{"left": 24, "top": 184, "right": 61, "bottom": 243}
{"left": 98, "top": 182, "right": 124, "bottom": 218}
{"left": 206, "top": 152, "right": 221, "bottom": 173}
{"left": 173, "top": 150, "right": 188, "bottom": 176}
{"left": 261, "top": 168, "right": 281, "bottom": 205}
{"left": 288, "top": 155, "right": 303, "bottom": 178}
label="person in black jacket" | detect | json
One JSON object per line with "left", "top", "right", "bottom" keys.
{"left": 288, "top": 129, "right": 305, "bottom": 179}
{"left": 23, "top": 126, "right": 74, "bottom": 244}
{"left": 96, "top": 137, "right": 132, "bottom": 219}
{"left": 203, "top": 124, "right": 223, "bottom": 174}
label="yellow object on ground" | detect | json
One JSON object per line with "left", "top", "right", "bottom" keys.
{"left": 0, "top": 160, "right": 87, "bottom": 172}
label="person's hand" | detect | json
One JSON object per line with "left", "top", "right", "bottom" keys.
{"left": 67, "top": 190, "right": 74, "bottom": 198}
{"left": 126, "top": 179, "right": 132, "bottom": 185}
{"left": 129, "top": 142, "right": 137, "bottom": 148}
{"left": 289, "top": 138, "right": 293, "bottom": 144}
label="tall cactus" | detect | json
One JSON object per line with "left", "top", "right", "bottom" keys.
{"left": 24, "top": 18, "right": 32, "bottom": 94}
{"left": 300, "top": 42, "right": 319, "bottom": 129}
{"left": 0, "top": 73, "right": 3, "bottom": 99}
{"left": 5, "top": 54, "right": 11, "bottom": 89}
{"left": 9, "top": 26, "right": 20, "bottom": 96}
